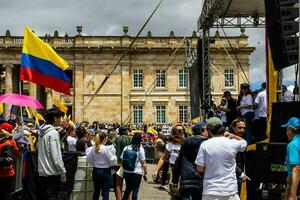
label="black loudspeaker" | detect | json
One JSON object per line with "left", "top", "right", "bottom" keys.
{"left": 189, "top": 39, "right": 202, "bottom": 119}
{"left": 256, "top": 142, "right": 287, "bottom": 184}
{"left": 265, "top": 0, "right": 299, "bottom": 70}
{"left": 270, "top": 101, "right": 300, "bottom": 143}
{"left": 189, "top": 62, "right": 201, "bottom": 119}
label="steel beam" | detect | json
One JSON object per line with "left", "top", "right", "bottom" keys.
{"left": 201, "top": 29, "right": 211, "bottom": 118}
{"left": 198, "top": 0, "right": 232, "bottom": 29}
{"left": 214, "top": 16, "right": 265, "bottom": 28}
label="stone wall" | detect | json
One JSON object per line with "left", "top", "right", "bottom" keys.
{"left": 0, "top": 31, "right": 254, "bottom": 123}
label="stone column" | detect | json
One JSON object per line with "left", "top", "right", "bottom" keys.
{"left": 4, "top": 64, "right": 13, "bottom": 116}
{"left": 46, "top": 88, "right": 52, "bottom": 109}
{"left": 74, "top": 64, "right": 84, "bottom": 122}
{"left": 29, "top": 82, "right": 37, "bottom": 99}
{"left": 121, "top": 59, "right": 131, "bottom": 124}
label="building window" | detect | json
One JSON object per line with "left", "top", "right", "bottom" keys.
{"left": 224, "top": 69, "right": 234, "bottom": 87}
{"left": 156, "top": 69, "right": 166, "bottom": 88}
{"left": 133, "top": 69, "right": 143, "bottom": 88}
{"left": 156, "top": 105, "right": 166, "bottom": 123}
{"left": 133, "top": 105, "right": 143, "bottom": 124}
{"left": 178, "top": 106, "right": 188, "bottom": 123}
{"left": 178, "top": 69, "right": 188, "bottom": 88}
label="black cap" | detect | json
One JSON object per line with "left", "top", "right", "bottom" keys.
{"left": 118, "top": 126, "right": 128, "bottom": 133}
{"left": 241, "top": 83, "right": 250, "bottom": 89}
{"left": 192, "top": 122, "right": 206, "bottom": 133}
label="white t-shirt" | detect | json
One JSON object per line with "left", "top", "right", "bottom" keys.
{"left": 254, "top": 90, "right": 267, "bottom": 118}
{"left": 166, "top": 143, "right": 181, "bottom": 164}
{"left": 162, "top": 125, "right": 169, "bottom": 135}
{"left": 240, "top": 94, "right": 254, "bottom": 116}
{"left": 220, "top": 104, "right": 227, "bottom": 123}
{"left": 86, "top": 144, "right": 117, "bottom": 168}
{"left": 67, "top": 136, "right": 77, "bottom": 151}
{"left": 253, "top": 107, "right": 260, "bottom": 120}
{"left": 121, "top": 145, "right": 146, "bottom": 175}
{"left": 284, "top": 90, "right": 294, "bottom": 102}
{"left": 195, "top": 136, "right": 247, "bottom": 196}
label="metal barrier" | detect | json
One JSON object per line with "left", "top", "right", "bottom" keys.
{"left": 70, "top": 156, "right": 93, "bottom": 200}
{"left": 143, "top": 144, "right": 155, "bottom": 164}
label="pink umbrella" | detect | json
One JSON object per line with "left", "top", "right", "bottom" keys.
{"left": 0, "top": 93, "right": 44, "bottom": 109}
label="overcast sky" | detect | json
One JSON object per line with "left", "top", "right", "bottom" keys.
{"left": 0, "top": 0, "right": 296, "bottom": 89}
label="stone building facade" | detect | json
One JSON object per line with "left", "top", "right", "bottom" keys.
{"left": 0, "top": 27, "right": 254, "bottom": 124}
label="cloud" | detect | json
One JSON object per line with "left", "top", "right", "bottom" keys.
{"left": 0, "top": 0, "right": 201, "bottom": 36}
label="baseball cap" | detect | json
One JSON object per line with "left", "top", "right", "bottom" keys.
{"left": 118, "top": 126, "right": 128, "bottom": 133}
{"left": 281, "top": 117, "right": 300, "bottom": 128}
{"left": 0, "top": 122, "right": 14, "bottom": 133}
{"left": 206, "top": 117, "right": 223, "bottom": 130}
{"left": 241, "top": 83, "right": 250, "bottom": 89}
{"left": 192, "top": 122, "right": 206, "bottom": 133}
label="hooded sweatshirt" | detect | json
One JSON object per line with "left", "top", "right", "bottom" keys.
{"left": 38, "top": 124, "right": 66, "bottom": 177}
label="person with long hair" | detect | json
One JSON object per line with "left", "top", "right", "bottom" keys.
{"left": 153, "top": 124, "right": 186, "bottom": 190}
{"left": 76, "top": 125, "right": 92, "bottom": 152}
{"left": 121, "top": 132, "right": 148, "bottom": 200}
{"left": 86, "top": 131, "right": 117, "bottom": 200}
{"left": 66, "top": 125, "right": 77, "bottom": 151}
{"left": 237, "top": 83, "right": 254, "bottom": 144}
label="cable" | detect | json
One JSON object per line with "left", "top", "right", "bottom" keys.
{"left": 210, "top": 63, "right": 234, "bottom": 87}
{"left": 122, "top": 21, "right": 197, "bottom": 124}
{"left": 84, "top": 0, "right": 164, "bottom": 109}
{"left": 215, "top": 34, "right": 248, "bottom": 83}
{"left": 218, "top": 26, "right": 250, "bottom": 83}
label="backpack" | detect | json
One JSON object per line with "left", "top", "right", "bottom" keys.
{"left": 122, "top": 146, "right": 138, "bottom": 171}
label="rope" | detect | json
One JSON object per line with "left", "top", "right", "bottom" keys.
{"left": 217, "top": 26, "right": 250, "bottom": 83}
{"left": 122, "top": 21, "right": 197, "bottom": 124}
{"left": 84, "top": 0, "right": 164, "bottom": 109}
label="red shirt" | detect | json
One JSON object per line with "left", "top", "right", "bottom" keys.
{"left": 0, "top": 138, "right": 19, "bottom": 177}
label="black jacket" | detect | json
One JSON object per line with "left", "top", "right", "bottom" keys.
{"left": 172, "top": 135, "right": 207, "bottom": 192}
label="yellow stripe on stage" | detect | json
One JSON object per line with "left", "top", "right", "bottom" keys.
{"left": 266, "top": 45, "right": 278, "bottom": 142}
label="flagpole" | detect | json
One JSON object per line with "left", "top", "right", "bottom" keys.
{"left": 19, "top": 80, "right": 24, "bottom": 123}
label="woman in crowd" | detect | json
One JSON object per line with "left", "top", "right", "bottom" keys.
{"left": 121, "top": 132, "right": 148, "bottom": 200}
{"left": 86, "top": 131, "right": 117, "bottom": 200}
{"left": 153, "top": 124, "right": 186, "bottom": 189}
{"left": 237, "top": 83, "right": 254, "bottom": 144}
{"left": 66, "top": 125, "right": 77, "bottom": 151}
{"left": 76, "top": 125, "right": 92, "bottom": 152}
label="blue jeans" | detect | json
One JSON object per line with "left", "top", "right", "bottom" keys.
{"left": 122, "top": 172, "right": 142, "bottom": 200}
{"left": 92, "top": 167, "right": 112, "bottom": 200}
{"left": 242, "top": 111, "right": 254, "bottom": 144}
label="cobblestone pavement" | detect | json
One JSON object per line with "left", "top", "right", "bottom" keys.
{"left": 109, "top": 164, "right": 170, "bottom": 199}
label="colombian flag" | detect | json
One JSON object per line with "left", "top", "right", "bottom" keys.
{"left": 20, "top": 26, "right": 71, "bottom": 95}
{"left": 147, "top": 127, "right": 158, "bottom": 140}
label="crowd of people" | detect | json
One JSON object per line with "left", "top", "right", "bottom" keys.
{"left": 208, "top": 82, "right": 268, "bottom": 145}
{"left": 0, "top": 83, "right": 299, "bottom": 200}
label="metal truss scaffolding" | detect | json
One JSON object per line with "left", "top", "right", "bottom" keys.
{"left": 201, "top": 29, "right": 211, "bottom": 117}
{"left": 195, "top": 0, "right": 265, "bottom": 118}
{"left": 214, "top": 16, "right": 265, "bottom": 28}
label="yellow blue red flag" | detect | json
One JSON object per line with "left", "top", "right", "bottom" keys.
{"left": 147, "top": 127, "right": 158, "bottom": 140}
{"left": 20, "top": 26, "right": 71, "bottom": 95}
